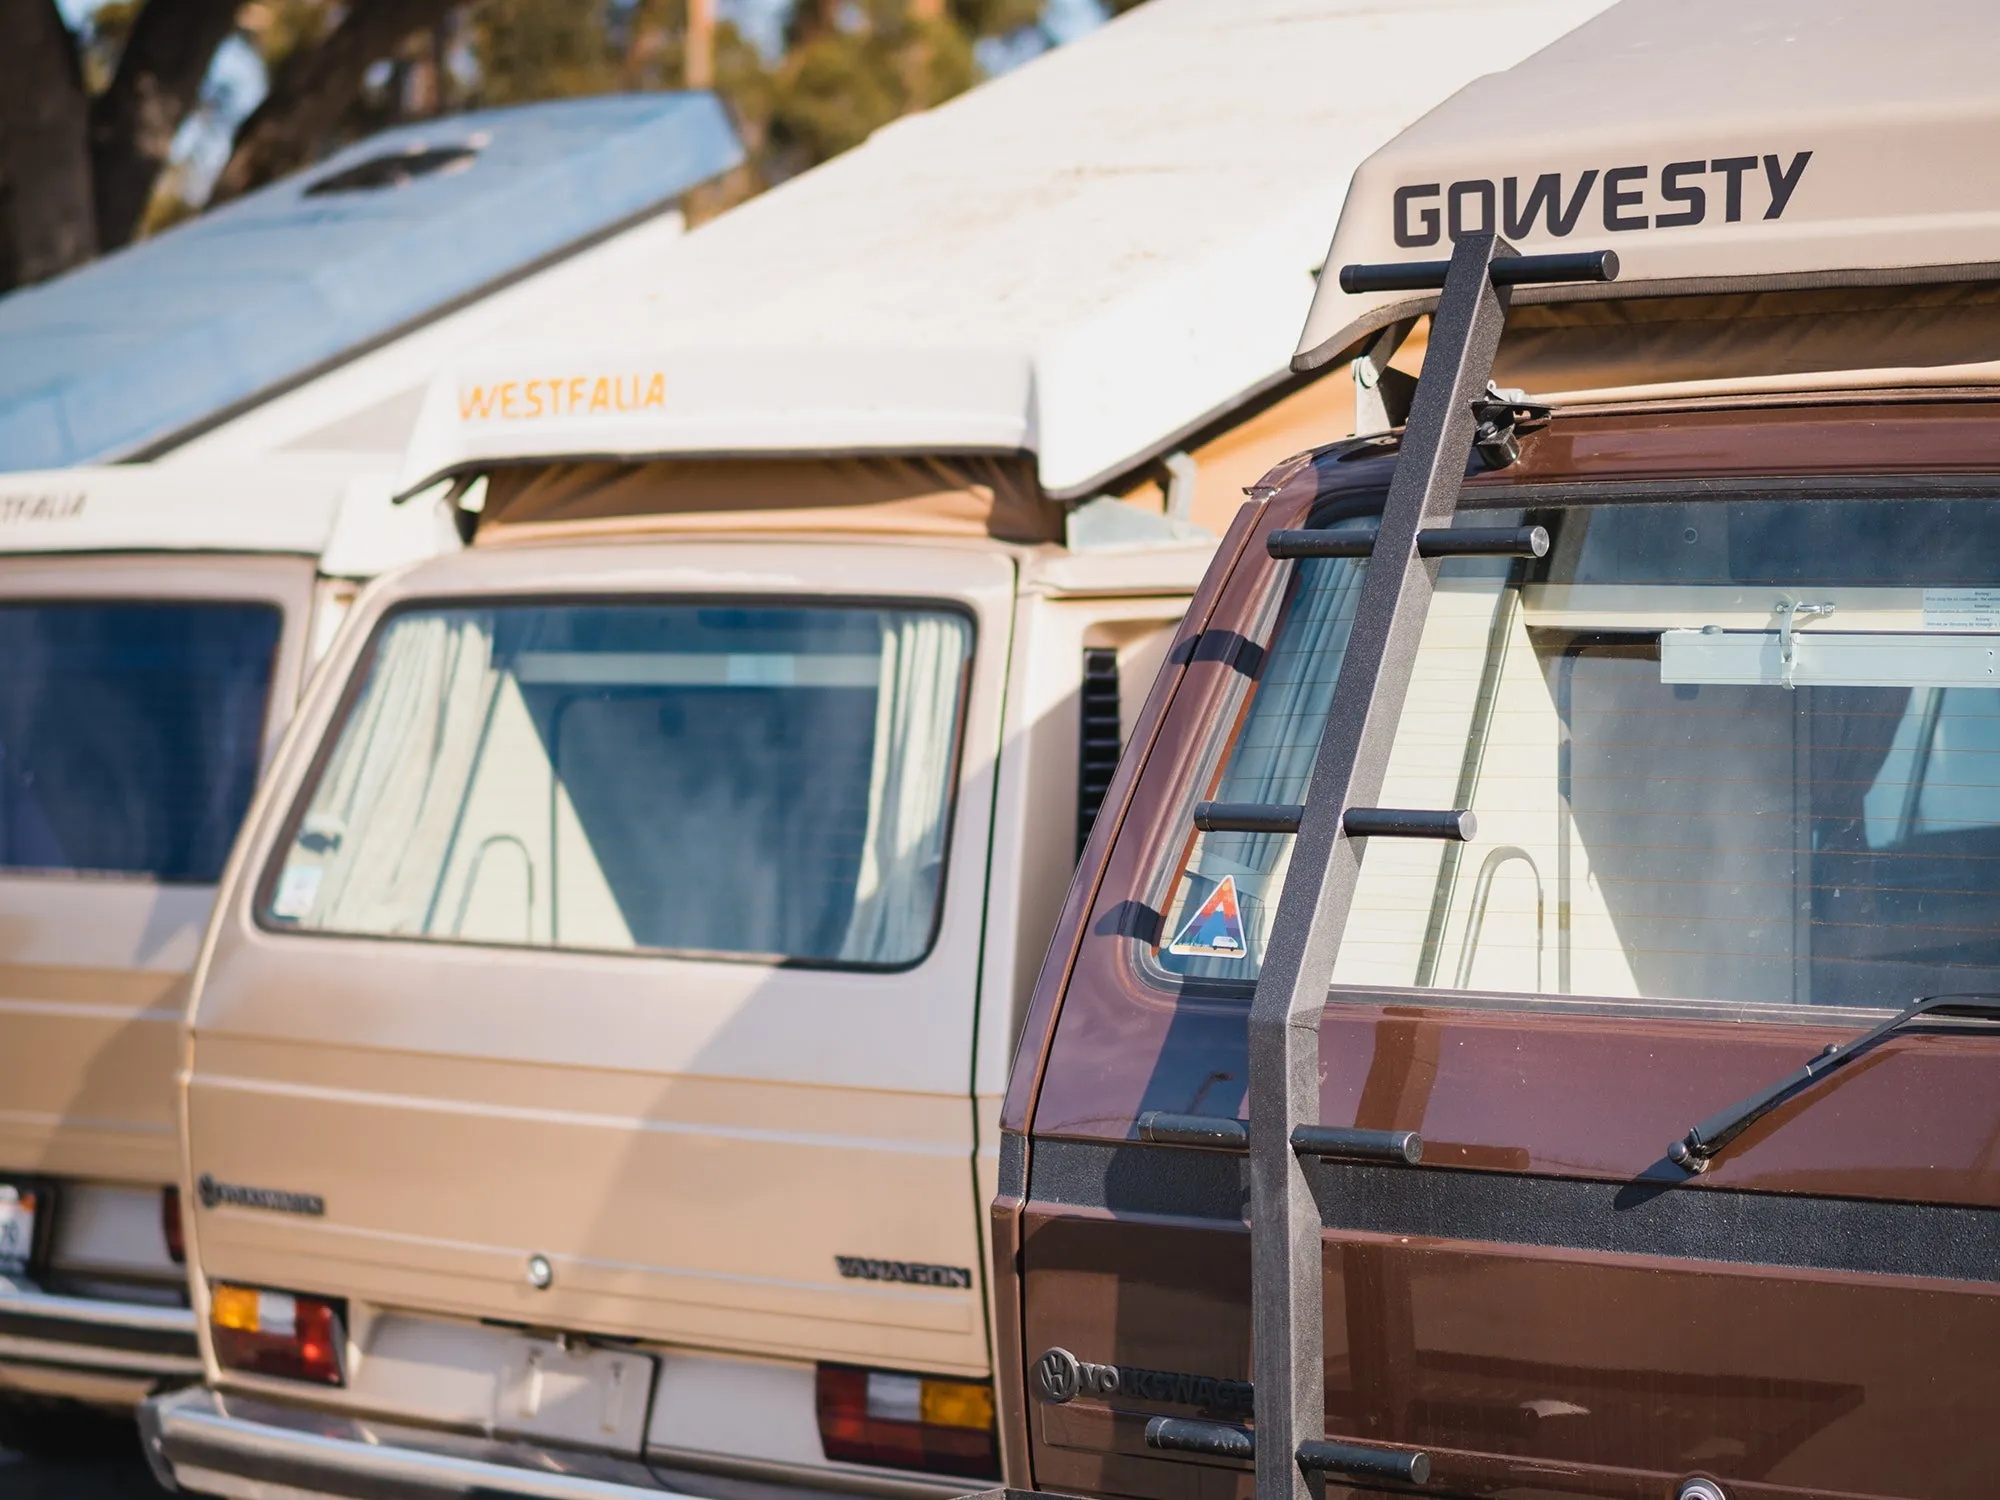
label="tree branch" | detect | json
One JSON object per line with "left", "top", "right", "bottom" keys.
{"left": 0, "top": 0, "right": 95, "bottom": 289}
{"left": 88, "top": 0, "right": 242, "bottom": 249}
{"left": 211, "top": 0, "right": 465, "bottom": 204}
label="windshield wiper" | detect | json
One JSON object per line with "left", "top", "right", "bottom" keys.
{"left": 1669, "top": 993, "right": 2000, "bottom": 1173}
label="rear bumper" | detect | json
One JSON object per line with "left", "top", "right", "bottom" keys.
{"left": 0, "top": 1284, "right": 199, "bottom": 1405}
{"left": 142, "top": 1386, "right": 685, "bottom": 1500}
{"left": 142, "top": 1387, "right": 973, "bottom": 1500}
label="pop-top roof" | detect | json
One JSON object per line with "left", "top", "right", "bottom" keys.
{"left": 1295, "top": 0, "right": 2000, "bottom": 371}
{"left": 0, "top": 462, "right": 456, "bottom": 576}
{"left": 397, "top": 0, "right": 1617, "bottom": 501}
{"left": 0, "top": 94, "right": 741, "bottom": 473}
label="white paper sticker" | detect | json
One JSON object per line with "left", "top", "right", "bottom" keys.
{"left": 1923, "top": 588, "right": 2000, "bottom": 632}
{"left": 0, "top": 1184, "right": 34, "bottom": 1271}
{"left": 272, "top": 864, "right": 324, "bottom": 920}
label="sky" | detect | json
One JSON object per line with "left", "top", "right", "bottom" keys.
{"left": 58, "top": 0, "right": 1113, "bottom": 209}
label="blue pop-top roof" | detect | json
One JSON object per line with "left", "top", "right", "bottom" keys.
{"left": 0, "top": 93, "right": 741, "bottom": 471}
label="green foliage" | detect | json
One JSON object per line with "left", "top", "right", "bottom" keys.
{"left": 66, "top": 0, "right": 1151, "bottom": 241}
{"left": 235, "top": 0, "right": 337, "bottom": 79}
{"left": 448, "top": 0, "right": 1112, "bottom": 194}
{"left": 469, "top": 0, "right": 623, "bottom": 104}
{"left": 75, "top": 0, "right": 141, "bottom": 93}
{"left": 762, "top": 8, "right": 977, "bottom": 178}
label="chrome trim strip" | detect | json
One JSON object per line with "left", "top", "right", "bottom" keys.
{"left": 0, "top": 1286, "right": 198, "bottom": 1373}
{"left": 0, "top": 1332, "right": 202, "bottom": 1376}
{"left": 0, "top": 1286, "right": 196, "bottom": 1334}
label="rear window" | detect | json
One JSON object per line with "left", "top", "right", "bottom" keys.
{"left": 263, "top": 601, "right": 973, "bottom": 968}
{"left": 1161, "top": 496, "right": 2000, "bottom": 1016}
{"left": 0, "top": 602, "right": 283, "bottom": 883}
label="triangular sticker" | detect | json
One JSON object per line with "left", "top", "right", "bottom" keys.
{"left": 1167, "top": 874, "right": 1248, "bottom": 958}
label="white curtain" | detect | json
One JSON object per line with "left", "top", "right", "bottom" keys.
{"left": 840, "top": 615, "right": 967, "bottom": 963}
{"left": 296, "top": 612, "right": 502, "bottom": 934}
{"left": 1169, "top": 557, "right": 1366, "bottom": 975}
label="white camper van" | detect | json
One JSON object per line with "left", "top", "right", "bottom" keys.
{"left": 137, "top": 2, "right": 1615, "bottom": 1497}
{"left": 0, "top": 464, "right": 454, "bottom": 1445}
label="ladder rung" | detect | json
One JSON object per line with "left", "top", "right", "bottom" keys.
{"left": 1267, "top": 523, "right": 1547, "bottom": 561}
{"left": 1290, "top": 1125, "right": 1423, "bottom": 1166}
{"left": 1138, "top": 1111, "right": 1248, "bottom": 1150}
{"left": 1343, "top": 807, "right": 1476, "bottom": 841}
{"left": 1338, "top": 248, "right": 1618, "bottom": 293}
{"left": 1297, "top": 1439, "right": 1432, "bottom": 1487}
{"left": 1195, "top": 801, "right": 1302, "bottom": 834}
{"left": 1146, "top": 1417, "right": 1253, "bottom": 1460}
{"left": 1416, "top": 524, "right": 1548, "bottom": 558}
{"left": 1266, "top": 527, "right": 1375, "bottom": 559}
{"left": 1140, "top": 1116, "right": 1424, "bottom": 1166}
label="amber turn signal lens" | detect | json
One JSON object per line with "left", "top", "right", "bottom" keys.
{"left": 919, "top": 1378, "right": 995, "bottom": 1431}
{"left": 209, "top": 1283, "right": 260, "bottom": 1332}
{"left": 209, "top": 1283, "right": 345, "bottom": 1386}
{"left": 815, "top": 1363, "right": 998, "bottom": 1479}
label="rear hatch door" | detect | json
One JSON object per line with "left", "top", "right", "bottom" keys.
{"left": 186, "top": 539, "right": 1014, "bottom": 1392}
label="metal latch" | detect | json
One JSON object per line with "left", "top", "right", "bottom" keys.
{"left": 1469, "top": 381, "right": 1552, "bottom": 470}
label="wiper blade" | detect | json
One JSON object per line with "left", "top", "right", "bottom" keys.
{"left": 1669, "top": 993, "right": 2000, "bottom": 1173}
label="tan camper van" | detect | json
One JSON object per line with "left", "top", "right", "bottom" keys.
{"left": 135, "top": 3, "right": 1621, "bottom": 1495}
{"left": 0, "top": 464, "right": 452, "bottom": 1445}
{"left": 146, "top": 464, "right": 1209, "bottom": 1500}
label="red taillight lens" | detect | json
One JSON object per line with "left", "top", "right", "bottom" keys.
{"left": 210, "top": 1284, "right": 345, "bottom": 1386}
{"left": 815, "top": 1363, "right": 998, "bottom": 1479}
{"left": 161, "top": 1186, "right": 185, "bottom": 1265}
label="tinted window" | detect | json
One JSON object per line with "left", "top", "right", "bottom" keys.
{"left": 266, "top": 602, "right": 972, "bottom": 967}
{"left": 0, "top": 602, "right": 283, "bottom": 882}
{"left": 1162, "top": 498, "right": 2000, "bottom": 1015}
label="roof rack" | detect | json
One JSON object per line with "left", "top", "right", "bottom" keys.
{"left": 1139, "top": 230, "right": 1615, "bottom": 1498}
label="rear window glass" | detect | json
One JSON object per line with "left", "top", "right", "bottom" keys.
{"left": 264, "top": 601, "right": 972, "bottom": 968}
{"left": 0, "top": 602, "right": 283, "bottom": 883}
{"left": 1161, "top": 497, "right": 2000, "bottom": 1016}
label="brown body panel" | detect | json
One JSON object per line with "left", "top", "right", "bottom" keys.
{"left": 1008, "top": 399, "right": 2000, "bottom": 1499}
{"left": 1020, "top": 1210, "right": 1997, "bottom": 1499}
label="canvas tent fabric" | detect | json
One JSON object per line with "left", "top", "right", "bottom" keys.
{"left": 1486, "top": 282, "right": 2000, "bottom": 403}
{"left": 396, "top": 0, "right": 1618, "bottom": 502}
{"left": 1294, "top": 0, "right": 2000, "bottom": 374}
{"left": 0, "top": 95, "right": 741, "bottom": 474}
{"left": 476, "top": 455, "right": 1061, "bottom": 545}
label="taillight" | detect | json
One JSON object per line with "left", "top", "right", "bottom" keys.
{"left": 161, "top": 1186, "right": 185, "bottom": 1265}
{"left": 210, "top": 1283, "right": 345, "bottom": 1386}
{"left": 815, "top": 1363, "right": 998, "bottom": 1479}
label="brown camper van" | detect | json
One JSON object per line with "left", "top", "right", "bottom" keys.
{"left": 987, "top": 6, "right": 2000, "bottom": 1500}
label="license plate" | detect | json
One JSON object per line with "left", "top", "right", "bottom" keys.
{"left": 0, "top": 1184, "right": 38, "bottom": 1273}
{"left": 494, "top": 1336, "right": 656, "bottom": 1454}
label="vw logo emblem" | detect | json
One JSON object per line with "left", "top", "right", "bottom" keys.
{"left": 196, "top": 1173, "right": 219, "bottom": 1209}
{"left": 1034, "top": 1347, "right": 1081, "bottom": 1404}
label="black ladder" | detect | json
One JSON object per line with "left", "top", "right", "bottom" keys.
{"left": 1140, "top": 232, "right": 1616, "bottom": 1496}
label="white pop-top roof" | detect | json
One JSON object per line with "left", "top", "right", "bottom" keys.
{"left": 1295, "top": 0, "right": 2000, "bottom": 369}
{"left": 398, "top": 0, "right": 1616, "bottom": 500}
{"left": 163, "top": 212, "right": 689, "bottom": 472}
{"left": 0, "top": 462, "right": 457, "bottom": 576}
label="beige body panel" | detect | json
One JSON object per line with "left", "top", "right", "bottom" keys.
{"left": 0, "top": 891, "right": 201, "bottom": 1185}
{"left": 0, "top": 555, "right": 314, "bottom": 1192}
